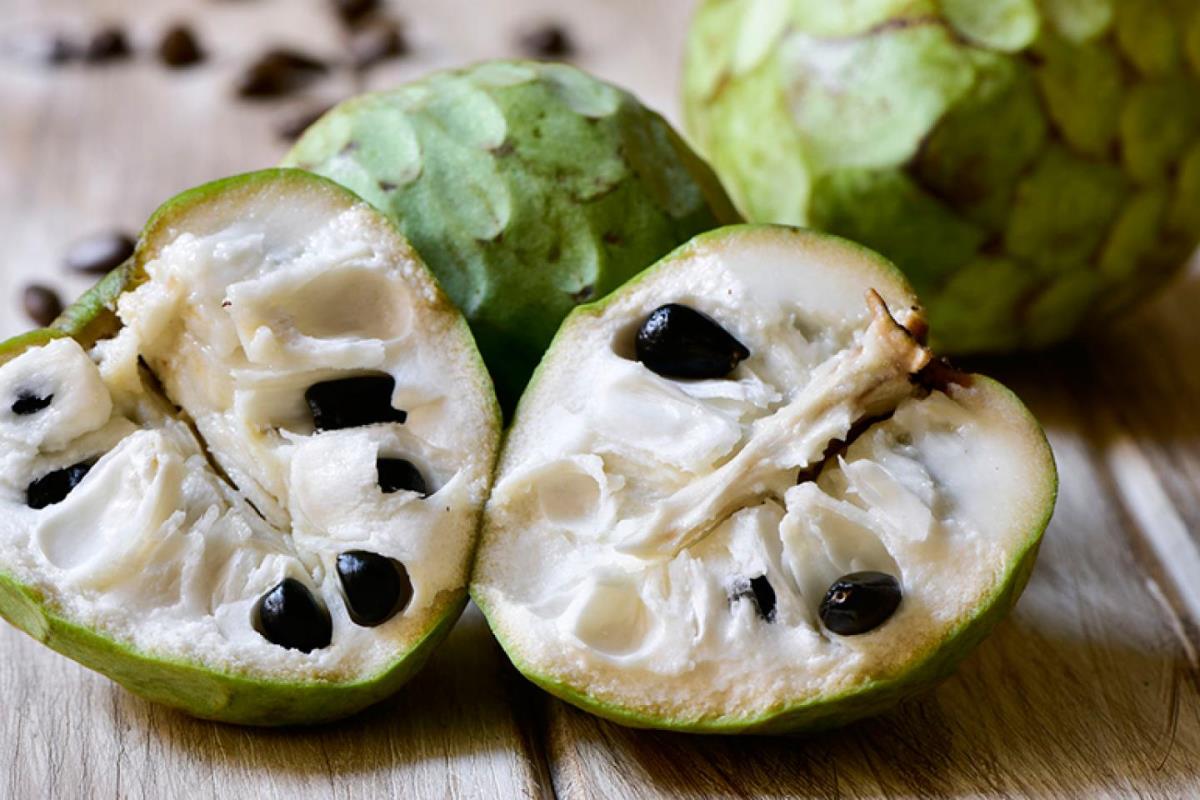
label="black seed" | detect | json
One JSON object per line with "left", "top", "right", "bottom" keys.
{"left": 377, "top": 458, "right": 428, "bottom": 496}
{"left": 236, "top": 49, "right": 328, "bottom": 99}
{"left": 729, "top": 575, "right": 777, "bottom": 622}
{"left": 10, "top": 31, "right": 78, "bottom": 66}
{"left": 158, "top": 25, "right": 204, "bottom": 68}
{"left": 83, "top": 26, "right": 131, "bottom": 63}
{"left": 252, "top": 578, "right": 332, "bottom": 652}
{"left": 331, "top": 0, "right": 379, "bottom": 26}
{"left": 337, "top": 551, "right": 413, "bottom": 627}
{"left": 64, "top": 230, "right": 136, "bottom": 274}
{"left": 518, "top": 23, "right": 574, "bottom": 58}
{"left": 349, "top": 19, "right": 407, "bottom": 71}
{"left": 635, "top": 303, "right": 750, "bottom": 379}
{"left": 819, "top": 571, "right": 902, "bottom": 636}
{"left": 22, "top": 285, "right": 63, "bottom": 327}
{"left": 275, "top": 103, "right": 335, "bottom": 142}
{"left": 12, "top": 391, "right": 53, "bottom": 416}
{"left": 305, "top": 375, "right": 407, "bottom": 431}
{"left": 27, "top": 461, "right": 93, "bottom": 509}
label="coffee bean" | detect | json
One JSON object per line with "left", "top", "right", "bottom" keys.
{"left": 275, "top": 103, "right": 334, "bottom": 142}
{"left": 84, "top": 26, "right": 131, "bottom": 63}
{"left": 64, "top": 230, "right": 135, "bottom": 275}
{"left": 22, "top": 285, "right": 63, "bottom": 327}
{"left": 518, "top": 23, "right": 574, "bottom": 59}
{"left": 158, "top": 25, "right": 204, "bottom": 68}
{"left": 331, "top": 0, "right": 380, "bottom": 26}
{"left": 349, "top": 19, "right": 406, "bottom": 71}
{"left": 236, "top": 49, "right": 328, "bottom": 99}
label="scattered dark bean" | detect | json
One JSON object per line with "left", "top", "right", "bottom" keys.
{"left": 12, "top": 391, "right": 53, "bottom": 416}
{"left": 337, "top": 551, "right": 413, "bottom": 627}
{"left": 27, "top": 461, "right": 93, "bottom": 509}
{"left": 253, "top": 578, "right": 333, "bottom": 652}
{"left": 10, "top": 31, "right": 78, "bottom": 66}
{"left": 635, "top": 303, "right": 750, "bottom": 380}
{"left": 305, "top": 375, "right": 406, "bottom": 431}
{"left": 64, "top": 230, "right": 135, "bottom": 275}
{"left": 349, "top": 19, "right": 407, "bottom": 71}
{"left": 236, "top": 48, "right": 328, "bottom": 99}
{"left": 819, "top": 572, "right": 902, "bottom": 636}
{"left": 331, "top": 0, "right": 380, "bottom": 26}
{"left": 376, "top": 458, "right": 428, "bottom": 496}
{"left": 158, "top": 25, "right": 204, "bottom": 68}
{"left": 518, "top": 23, "right": 574, "bottom": 58}
{"left": 275, "top": 103, "right": 334, "bottom": 142}
{"left": 83, "top": 26, "right": 131, "bottom": 63}
{"left": 22, "top": 285, "right": 63, "bottom": 327}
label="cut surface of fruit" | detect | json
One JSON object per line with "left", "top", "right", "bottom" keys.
{"left": 473, "top": 225, "right": 1056, "bottom": 733}
{"left": 0, "top": 170, "right": 499, "bottom": 724}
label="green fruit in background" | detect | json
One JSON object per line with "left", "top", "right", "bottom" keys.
{"left": 284, "top": 60, "right": 739, "bottom": 411}
{"left": 0, "top": 169, "right": 500, "bottom": 724}
{"left": 473, "top": 224, "right": 1056, "bottom": 733}
{"left": 683, "top": 0, "right": 1200, "bottom": 353}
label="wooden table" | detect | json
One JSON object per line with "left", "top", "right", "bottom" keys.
{"left": 2, "top": 1, "right": 1199, "bottom": 797}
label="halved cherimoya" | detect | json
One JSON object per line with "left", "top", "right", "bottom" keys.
{"left": 472, "top": 225, "right": 1056, "bottom": 733}
{"left": 0, "top": 170, "right": 499, "bottom": 724}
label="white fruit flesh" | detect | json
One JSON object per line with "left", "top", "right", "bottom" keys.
{"left": 0, "top": 188, "right": 495, "bottom": 682}
{"left": 474, "top": 226, "right": 1054, "bottom": 724}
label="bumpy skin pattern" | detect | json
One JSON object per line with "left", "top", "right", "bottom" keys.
{"left": 473, "top": 225, "right": 1057, "bottom": 734}
{"left": 683, "top": 0, "right": 1200, "bottom": 354}
{"left": 0, "top": 169, "right": 498, "bottom": 725}
{"left": 283, "top": 60, "right": 740, "bottom": 411}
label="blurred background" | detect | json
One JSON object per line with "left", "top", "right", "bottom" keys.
{"left": 0, "top": 0, "right": 695, "bottom": 338}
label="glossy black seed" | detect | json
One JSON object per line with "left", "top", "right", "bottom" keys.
{"left": 729, "top": 575, "right": 776, "bottom": 622}
{"left": 27, "top": 461, "right": 93, "bottom": 509}
{"left": 22, "top": 285, "right": 64, "bottom": 327}
{"left": 65, "top": 230, "right": 136, "bottom": 274}
{"left": 12, "top": 391, "right": 53, "bottom": 416}
{"left": 377, "top": 458, "right": 428, "bottom": 496}
{"left": 158, "top": 25, "right": 204, "bottom": 68}
{"left": 749, "top": 575, "right": 777, "bottom": 622}
{"left": 10, "top": 31, "right": 78, "bottom": 66}
{"left": 83, "top": 26, "right": 132, "bottom": 63}
{"left": 635, "top": 304, "right": 751, "bottom": 379}
{"left": 252, "top": 578, "right": 333, "bottom": 652}
{"left": 305, "top": 375, "right": 407, "bottom": 431}
{"left": 819, "top": 571, "right": 902, "bottom": 636}
{"left": 518, "top": 23, "right": 574, "bottom": 58}
{"left": 236, "top": 48, "right": 328, "bottom": 98}
{"left": 337, "top": 551, "right": 413, "bottom": 627}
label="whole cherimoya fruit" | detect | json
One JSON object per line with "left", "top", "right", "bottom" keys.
{"left": 473, "top": 225, "right": 1056, "bottom": 733}
{"left": 683, "top": 0, "right": 1200, "bottom": 354}
{"left": 0, "top": 170, "right": 499, "bottom": 725}
{"left": 284, "top": 60, "right": 739, "bottom": 411}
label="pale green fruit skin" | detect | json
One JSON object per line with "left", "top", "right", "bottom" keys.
{"left": 0, "top": 169, "right": 498, "bottom": 725}
{"left": 473, "top": 225, "right": 1058, "bottom": 734}
{"left": 283, "top": 60, "right": 740, "bottom": 411}
{"left": 684, "top": 0, "right": 1200, "bottom": 354}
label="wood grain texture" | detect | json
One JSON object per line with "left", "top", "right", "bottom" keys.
{"left": 2, "top": 0, "right": 1200, "bottom": 798}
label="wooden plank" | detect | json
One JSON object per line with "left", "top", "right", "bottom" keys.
{"left": 543, "top": 354, "right": 1200, "bottom": 797}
